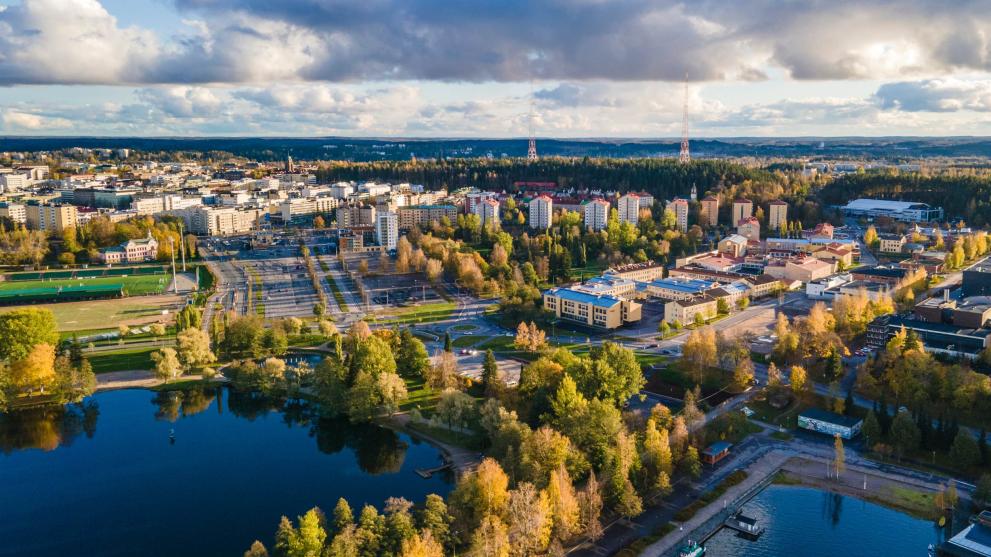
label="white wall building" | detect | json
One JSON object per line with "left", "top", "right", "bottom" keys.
{"left": 529, "top": 195, "right": 553, "bottom": 230}
{"left": 666, "top": 198, "right": 689, "bottom": 232}
{"left": 583, "top": 199, "right": 610, "bottom": 231}
{"left": 376, "top": 211, "right": 399, "bottom": 251}
{"left": 475, "top": 198, "right": 500, "bottom": 227}
{"left": 618, "top": 193, "right": 640, "bottom": 225}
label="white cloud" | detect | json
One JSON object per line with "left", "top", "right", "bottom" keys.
{"left": 875, "top": 78, "right": 991, "bottom": 112}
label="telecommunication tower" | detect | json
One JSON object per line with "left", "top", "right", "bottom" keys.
{"left": 679, "top": 78, "right": 690, "bottom": 164}
{"left": 527, "top": 82, "right": 538, "bottom": 161}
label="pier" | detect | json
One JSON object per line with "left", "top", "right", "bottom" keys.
{"left": 415, "top": 462, "right": 453, "bottom": 478}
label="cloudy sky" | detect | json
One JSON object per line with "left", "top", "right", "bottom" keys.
{"left": 2, "top": 0, "right": 991, "bottom": 137}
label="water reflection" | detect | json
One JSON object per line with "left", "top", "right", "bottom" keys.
{"left": 823, "top": 491, "right": 844, "bottom": 527}
{"left": 2, "top": 386, "right": 410, "bottom": 475}
{"left": 0, "top": 400, "right": 100, "bottom": 453}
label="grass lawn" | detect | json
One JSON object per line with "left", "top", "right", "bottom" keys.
{"left": 87, "top": 346, "right": 158, "bottom": 373}
{"left": 372, "top": 302, "right": 456, "bottom": 326}
{"left": 326, "top": 275, "right": 348, "bottom": 312}
{"left": 451, "top": 335, "right": 484, "bottom": 348}
{"left": 0, "top": 274, "right": 168, "bottom": 296}
{"left": 477, "top": 335, "right": 516, "bottom": 351}
{"left": 2, "top": 297, "right": 174, "bottom": 332}
{"left": 450, "top": 324, "right": 478, "bottom": 332}
{"left": 400, "top": 376, "right": 441, "bottom": 413}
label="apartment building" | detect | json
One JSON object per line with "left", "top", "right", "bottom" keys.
{"left": 543, "top": 287, "right": 642, "bottom": 329}
{"left": 375, "top": 212, "right": 399, "bottom": 251}
{"left": 664, "top": 295, "right": 718, "bottom": 324}
{"left": 335, "top": 204, "right": 376, "bottom": 227}
{"left": 280, "top": 197, "right": 340, "bottom": 223}
{"left": 0, "top": 173, "right": 29, "bottom": 193}
{"left": 732, "top": 199, "right": 753, "bottom": 227}
{"left": 397, "top": 205, "right": 459, "bottom": 230}
{"left": 474, "top": 198, "right": 500, "bottom": 227}
{"left": 583, "top": 199, "right": 610, "bottom": 231}
{"left": 25, "top": 203, "right": 78, "bottom": 232}
{"left": 603, "top": 261, "right": 667, "bottom": 282}
{"left": 618, "top": 193, "right": 640, "bottom": 225}
{"left": 768, "top": 200, "right": 788, "bottom": 230}
{"left": 131, "top": 196, "right": 166, "bottom": 215}
{"left": 169, "top": 206, "right": 260, "bottom": 235}
{"left": 737, "top": 216, "right": 761, "bottom": 241}
{"left": 878, "top": 233, "right": 907, "bottom": 253}
{"left": 529, "top": 195, "right": 553, "bottom": 230}
{"left": 666, "top": 198, "right": 689, "bottom": 232}
{"left": 700, "top": 196, "right": 719, "bottom": 227}
{"left": 0, "top": 202, "right": 27, "bottom": 224}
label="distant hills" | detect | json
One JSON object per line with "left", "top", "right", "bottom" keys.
{"left": 4, "top": 136, "right": 991, "bottom": 161}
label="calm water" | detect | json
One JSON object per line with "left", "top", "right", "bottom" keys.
{"left": 704, "top": 485, "right": 943, "bottom": 556}
{"left": 0, "top": 388, "right": 452, "bottom": 557}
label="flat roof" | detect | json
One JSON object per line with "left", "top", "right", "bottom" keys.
{"left": 843, "top": 198, "right": 932, "bottom": 211}
{"left": 799, "top": 408, "right": 863, "bottom": 428}
{"left": 947, "top": 523, "right": 991, "bottom": 557}
{"left": 546, "top": 287, "right": 623, "bottom": 309}
{"left": 648, "top": 277, "right": 715, "bottom": 293}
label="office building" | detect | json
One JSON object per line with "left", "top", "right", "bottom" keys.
{"left": 529, "top": 195, "right": 552, "bottom": 230}
{"left": 0, "top": 173, "right": 28, "bottom": 193}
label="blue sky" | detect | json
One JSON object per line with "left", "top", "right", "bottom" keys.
{"left": 1, "top": 0, "right": 991, "bottom": 137}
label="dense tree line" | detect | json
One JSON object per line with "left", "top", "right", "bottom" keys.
{"left": 316, "top": 158, "right": 812, "bottom": 208}
{"left": 818, "top": 171, "right": 991, "bottom": 226}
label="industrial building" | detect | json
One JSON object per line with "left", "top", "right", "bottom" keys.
{"left": 840, "top": 198, "right": 943, "bottom": 222}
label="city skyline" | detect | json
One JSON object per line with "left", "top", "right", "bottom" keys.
{"left": 2, "top": 0, "right": 991, "bottom": 137}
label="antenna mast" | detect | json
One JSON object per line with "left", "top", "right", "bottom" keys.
{"left": 679, "top": 76, "right": 690, "bottom": 164}
{"left": 527, "top": 81, "right": 538, "bottom": 161}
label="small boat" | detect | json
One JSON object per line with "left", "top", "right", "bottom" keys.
{"left": 678, "top": 540, "right": 705, "bottom": 557}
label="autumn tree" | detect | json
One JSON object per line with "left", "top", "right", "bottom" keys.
{"left": 505, "top": 482, "right": 551, "bottom": 555}
{"left": 176, "top": 327, "right": 216, "bottom": 373}
{"left": 152, "top": 347, "right": 183, "bottom": 383}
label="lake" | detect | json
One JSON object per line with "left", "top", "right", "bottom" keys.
{"left": 0, "top": 387, "right": 453, "bottom": 557}
{"left": 704, "top": 484, "right": 944, "bottom": 556}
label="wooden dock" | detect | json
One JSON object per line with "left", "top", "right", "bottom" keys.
{"left": 415, "top": 462, "right": 453, "bottom": 479}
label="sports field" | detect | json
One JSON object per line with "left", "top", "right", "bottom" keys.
{"left": 0, "top": 294, "right": 182, "bottom": 332}
{"left": 0, "top": 274, "right": 168, "bottom": 296}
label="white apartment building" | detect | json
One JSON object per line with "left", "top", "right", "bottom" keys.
{"left": 475, "top": 198, "right": 500, "bottom": 227}
{"left": 666, "top": 198, "right": 689, "bottom": 232}
{"left": 0, "top": 202, "right": 27, "bottom": 224}
{"left": 529, "top": 195, "right": 553, "bottom": 230}
{"left": 467, "top": 191, "right": 497, "bottom": 215}
{"left": 280, "top": 197, "right": 340, "bottom": 222}
{"left": 169, "top": 206, "right": 260, "bottom": 235}
{"left": 329, "top": 183, "right": 354, "bottom": 199}
{"left": 618, "top": 193, "right": 640, "bottom": 225}
{"left": 375, "top": 212, "right": 399, "bottom": 251}
{"left": 583, "top": 199, "right": 610, "bottom": 231}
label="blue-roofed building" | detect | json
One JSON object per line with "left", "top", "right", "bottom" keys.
{"left": 577, "top": 276, "right": 638, "bottom": 298}
{"left": 543, "top": 286, "right": 642, "bottom": 329}
{"left": 644, "top": 277, "right": 719, "bottom": 301}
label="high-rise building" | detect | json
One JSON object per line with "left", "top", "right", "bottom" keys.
{"left": 732, "top": 199, "right": 753, "bottom": 227}
{"left": 25, "top": 203, "right": 77, "bottom": 232}
{"left": 700, "top": 195, "right": 719, "bottom": 227}
{"left": 474, "top": 198, "right": 500, "bottom": 227}
{"left": 466, "top": 191, "right": 497, "bottom": 214}
{"left": 376, "top": 211, "right": 399, "bottom": 251}
{"left": 666, "top": 198, "right": 689, "bottom": 232}
{"left": 769, "top": 200, "right": 788, "bottom": 230}
{"left": 583, "top": 199, "right": 610, "bottom": 231}
{"left": 618, "top": 193, "right": 640, "bottom": 225}
{"left": 529, "top": 195, "right": 553, "bottom": 230}
{"left": 0, "top": 202, "right": 27, "bottom": 224}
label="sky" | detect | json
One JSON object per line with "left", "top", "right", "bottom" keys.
{"left": 2, "top": 0, "right": 991, "bottom": 137}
